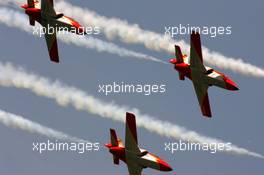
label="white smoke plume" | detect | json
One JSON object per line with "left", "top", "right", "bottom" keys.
{"left": 53, "top": 1, "right": 264, "bottom": 77}
{"left": 0, "top": 61, "right": 262, "bottom": 158}
{"left": 0, "top": 7, "right": 166, "bottom": 64}
{"left": 0, "top": 109, "right": 87, "bottom": 142}
{"left": 2, "top": 0, "right": 263, "bottom": 76}
{"left": 0, "top": 0, "right": 23, "bottom": 5}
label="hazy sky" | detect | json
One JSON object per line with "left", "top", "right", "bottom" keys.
{"left": 0, "top": 0, "right": 263, "bottom": 175}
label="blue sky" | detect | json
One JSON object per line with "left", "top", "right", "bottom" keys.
{"left": 0, "top": 0, "right": 263, "bottom": 175}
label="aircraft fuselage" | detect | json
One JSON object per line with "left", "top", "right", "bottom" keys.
{"left": 21, "top": 5, "right": 85, "bottom": 35}
{"left": 171, "top": 57, "right": 239, "bottom": 91}
{"left": 106, "top": 145, "right": 172, "bottom": 172}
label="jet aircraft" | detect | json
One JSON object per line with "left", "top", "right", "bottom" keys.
{"left": 21, "top": 0, "right": 86, "bottom": 63}
{"left": 105, "top": 112, "right": 173, "bottom": 175}
{"left": 169, "top": 31, "right": 239, "bottom": 117}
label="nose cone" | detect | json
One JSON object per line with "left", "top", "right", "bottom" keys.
{"left": 71, "top": 22, "right": 86, "bottom": 35}
{"left": 169, "top": 58, "right": 177, "bottom": 64}
{"left": 161, "top": 165, "right": 173, "bottom": 171}
{"left": 76, "top": 26, "right": 86, "bottom": 35}
{"left": 225, "top": 78, "right": 239, "bottom": 91}
{"left": 158, "top": 159, "right": 173, "bottom": 171}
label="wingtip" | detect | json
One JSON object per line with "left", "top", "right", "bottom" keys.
{"left": 191, "top": 31, "right": 201, "bottom": 41}
{"left": 51, "top": 59, "right": 59, "bottom": 63}
{"left": 126, "top": 112, "right": 136, "bottom": 126}
{"left": 126, "top": 112, "right": 136, "bottom": 118}
{"left": 203, "top": 114, "right": 212, "bottom": 118}
{"left": 202, "top": 111, "right": 212, "bottom": 118}
{"left": 175, "top": 45, "right": 180, "bottom": 49}
{"left": 191, "top": 30, "right": 200, "bottom": 35}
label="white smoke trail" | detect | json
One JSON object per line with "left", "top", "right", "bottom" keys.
{"left": 0, "top": 62, "right": 262, "bottom": 159}
{"left": 0, "top": 7, "right": 166, "bottom": 64}
{"left": 0, "top": 0, "right": 23, "bottom": 5}
{"left": 1, "top": 0, "right": 264, "bottom": 76}
{"left": 53, "top": 1, "right": 264, "bottom": 77}
{"left": 0, "top": 109, "right": 87, "bottom": 142}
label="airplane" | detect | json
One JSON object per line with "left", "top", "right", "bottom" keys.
{"left": 105, "top": 112, "right": 173, "bottom": 175}
{"left": 169, "top": 31, "right": 239, "bottom": 118}
{"left": 21, "top": 0, "right": 86, "bottom": 63}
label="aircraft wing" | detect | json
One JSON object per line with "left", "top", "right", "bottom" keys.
{"left": 41, "top": 0, "right": 56, "bottom": 17}
{"left": 127, "top": 162, "right": 143, "bottom": 175}
{"left": 43, "top": 26, "right": 59, "bottom": 63}
{"left": 190, "top": 31, "right": 206, "bottom": 73}
{"left": 192, "top": 81, "right": 212, "bottom": 117}
{"left": 125, "top": 112, "right": 141, "bottom": 154}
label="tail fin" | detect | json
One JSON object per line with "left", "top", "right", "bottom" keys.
{"left": 110, "top": 129, "right": 118, "bottom": 147}
{"left": 174, "top": 45, "right": 185, "bottom": 80}
{"left": 110, "top": 129, "right": 120, "bottom": 165}
{"left": 27, "top": 0, "right": 35, "bottom": 8}
{"left": 175, "top": 45, "right": 184, "bottom": 63}
{"left": 27, "top": 0, "right": 36, "bottom": 26}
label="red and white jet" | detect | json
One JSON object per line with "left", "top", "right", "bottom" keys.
{"left": 105, "top": 112, "right": 173, "bottom": 175}
{"left": 21, "top": 0, "right": 86, "bottom": 63}
{"left": 169, "top": 31, "right": 239, "bottom": 118}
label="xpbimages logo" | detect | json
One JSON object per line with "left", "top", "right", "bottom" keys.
{"left": 165, "top": 24, "right": 232, "bottom": 38}
{"left": 164, "top": 140, "right": 232, "bottom": 154}
{"left": 32, "top": 140, "right": 100, "bottom": 154}
{"left": 32, "top": 24, "right": 101, "bottom": 37}
{"left": 98, "top": 82, "right": 166, "bottom": 96}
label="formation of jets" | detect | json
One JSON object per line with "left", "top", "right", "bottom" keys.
{"left": 169, "top": 31, "right": 239, "bottom": 117}
{"left": 21, "top": 0, "right": 85, "bottom": 62}
{"left": 17, "top": 0, "right": 240, "bottom": 174}
{"left": 105, "top": 112, "right": 173, "bottom": 175}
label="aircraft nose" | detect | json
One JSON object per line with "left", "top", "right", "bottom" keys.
{"left": 231, "top": 85, "right": 239, "bottom": 91}
{"left": 225, "top": 78, "right": 239, "bottom": 91}
{"left": 158, "top": 159, "right": 173, "bottom": 171}
{"left": 160, "top": 163, "right": 173, "bottom": 171}
{"left": 74, "top": 25, "right": 87, "bottom": 35}
{"left": 169, "top": 58, "right": 177, "bottom": 64}
{"left": 77, "top": 27, "right": 86, "bottom": 35}
{"left": 164, "top": 165, "right": 173, "bottom": 171}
